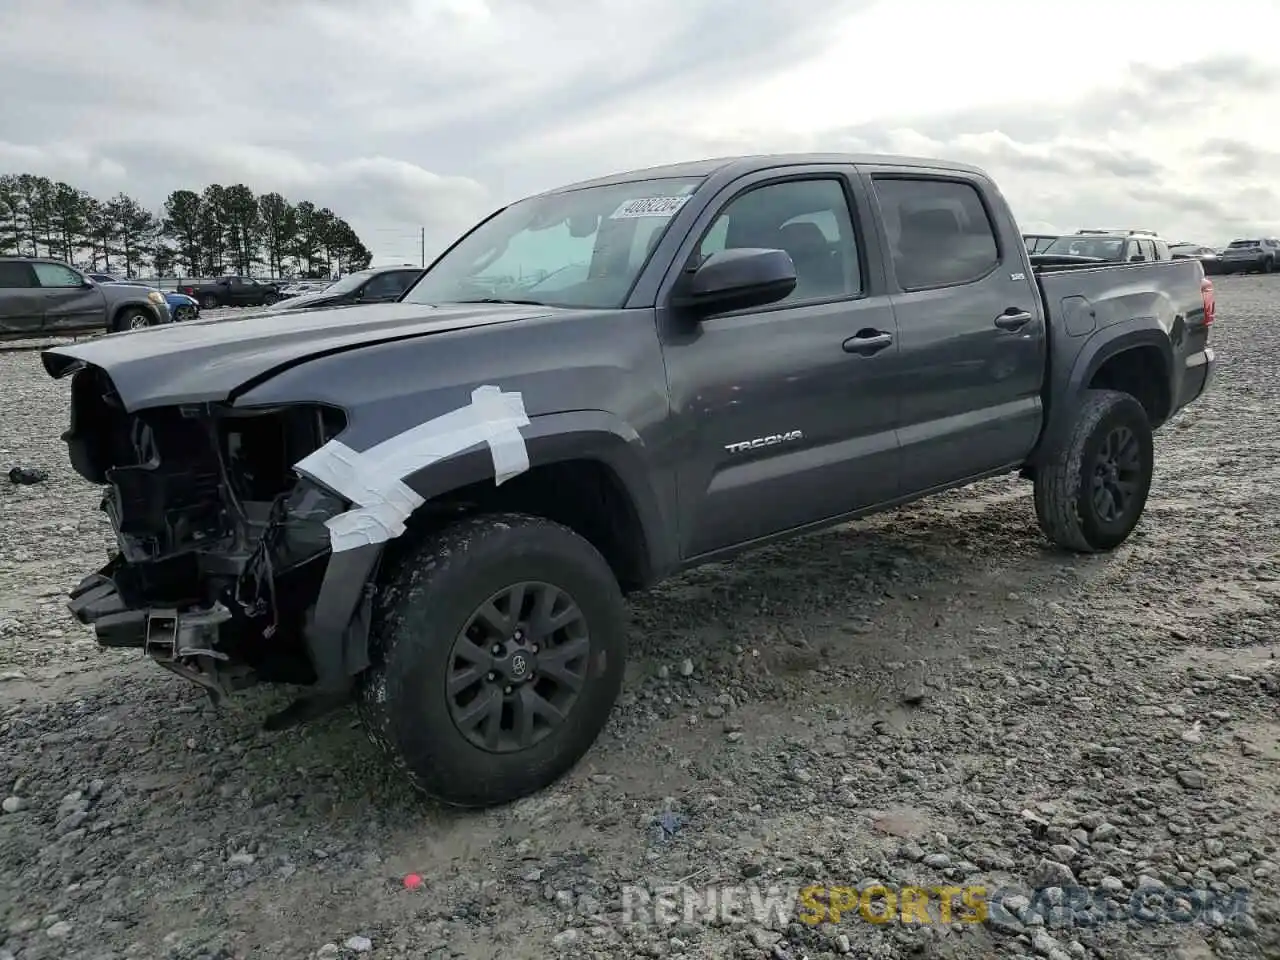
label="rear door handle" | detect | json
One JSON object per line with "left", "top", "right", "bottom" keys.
{"left": 994, "top": 309, "right": 1033, "bottom": 331}
{"left": 842, "top": 329, "right": 893, "bottom": 356}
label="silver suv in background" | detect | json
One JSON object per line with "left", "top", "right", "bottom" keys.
{"left": 1218, "top": 238, "right": 1279, "bottom": 274}
{"left": 0, "top": 257, "right": 171, "bottom": 338}
{"left": 1041, "top": 231, "right": 1172, "bottom": 263}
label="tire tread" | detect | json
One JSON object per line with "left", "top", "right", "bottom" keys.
{"left": 1033, "top": 389, "right": 1151, "bottom": 553}
{"left": 356, "top": 511, "right": 625, "bottom": 808}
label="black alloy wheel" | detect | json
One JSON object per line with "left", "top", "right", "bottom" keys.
{"left": 1089, "top": 425, "right": 1142, "bottom": 524}
{"left": 446, "top": 581, "right": 590, "bottom": 753}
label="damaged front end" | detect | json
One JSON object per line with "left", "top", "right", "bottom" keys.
{"left": 59, "top": 362, "right": 374, "bottom": 714}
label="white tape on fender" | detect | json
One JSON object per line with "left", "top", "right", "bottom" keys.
{"left": 293, "top": 385, "right": 530, "bottom": 553}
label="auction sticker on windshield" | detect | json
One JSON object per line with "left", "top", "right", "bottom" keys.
{"left": 610, "top": 196, "right": 691, "bottom": 219}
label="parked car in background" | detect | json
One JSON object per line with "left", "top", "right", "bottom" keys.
{"left": 1217, "top": 238, "right": 1280, "bottom": 274}
{"left": 42, "top": 152, "right": 1215, "bottom": 808}
{"left": 87, "top": 273, "right": 201, "bottom": 321}
{"left": 177, "top": 275, "right": 282, "bottom": 309}
{"left": 263, "top": 265, "right": 423, "bottom": 314}
{"left": 0, "top": 257, "right": 171, "bottom": 337}
{"left": 1168, "top": 243, "right": 1223, "bottom": 275}
{"left": 1022, "top": 233, "right": 1060, "bottom": 254}
{"left": 1042, "top": 231, "right": 1171, "bottom": 262}
{"left": 277, "top": 279, "right": 335, "bottom": 300}
{"left": 165, "top": 292, "right": 200, "bottom": 321}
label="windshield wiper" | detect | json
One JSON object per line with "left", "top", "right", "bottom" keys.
{"left": 453, "top": 297, "right": 547, "bottom": 306}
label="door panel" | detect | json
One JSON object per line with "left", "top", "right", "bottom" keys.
{"left": 0, "top": 261, "right": 43, "bottom": 334}
{"left": 32, "top": 262, "right": 106, "bottom": 332}
{"left": 231, "top": 280, "right": 255, "bottom": 305}
{"left": 864, "top": 171, "right": 1046, "bottom": 492}
{"left": 658, "top": 168, "right": 902, "bottom": 559}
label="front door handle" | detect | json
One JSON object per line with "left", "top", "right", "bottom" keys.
{"left": 995, "top": 309, "right": 1033, "bottom": 331}
{"left": 842, "top": 329, "right": 893, "bottom": 356}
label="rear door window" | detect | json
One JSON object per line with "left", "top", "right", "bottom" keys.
{"left": 871, "top": 177, "right": 1000, "bottom": 290}
{"left": 0, "top": 262, "right": 36, "bottom": 288}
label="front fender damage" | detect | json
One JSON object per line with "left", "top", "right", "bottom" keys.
{"left": 58, "top": 362, "right": 533, "bottom": 729}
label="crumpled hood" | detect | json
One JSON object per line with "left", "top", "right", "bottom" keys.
{"left": 42, "top": 301, "right": 553, "bottom": 412}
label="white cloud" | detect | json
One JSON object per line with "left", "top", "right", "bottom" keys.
{"left": 1, "top": 0, "right": 1277, "bottom": 261}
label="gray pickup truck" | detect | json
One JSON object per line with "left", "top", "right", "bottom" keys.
{"left": 0, "top": 257, "right": 172, "bottom": 337}
{"left": 40, "top": 153, "right": 1215, "bottom": 808}
{"left": 176, "top": 275, "right": 281, "bottom": 310}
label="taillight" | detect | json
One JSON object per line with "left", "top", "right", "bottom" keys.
{"left": 1201, "top": 276, "right": 1215, "bottom": 328}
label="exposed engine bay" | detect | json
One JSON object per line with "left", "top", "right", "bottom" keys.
{"left": 61, "top": 362, "right": 359, "bottom": 714}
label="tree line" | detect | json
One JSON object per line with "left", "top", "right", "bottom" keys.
{"left": 0, "top": 173, "right": 374, "bottom": 279}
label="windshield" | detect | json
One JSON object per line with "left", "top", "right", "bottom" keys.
{"left": 1043, "top": 236, "right": 1125, "bottom": 259}
{"left": 320, "top": 270, "right": 375, "bottom": 295}
{"left": 403, "top": 176, "right": 704, "bottom": 309}
{"left": 1227, "top": 240, "right": 1259, "bottom": 248}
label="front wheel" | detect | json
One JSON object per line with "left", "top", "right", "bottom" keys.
{"left": 262, "top": 291, "right": 279, "bottom": 305}
{"left": 1033, "top": 389, "right": 1154, "bottom": 553}
{"left": 114, "top": 308, "right": 153, "bottom": 332}
{"left": 1263, "top": 257, "right": 1275, "bottom": 274}
{"left": 357, "top": 513, "right": 627, "bottom": 808}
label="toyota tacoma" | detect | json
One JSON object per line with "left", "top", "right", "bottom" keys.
{"left": 40, "top": 153, "right": 1216, "bottom": 808}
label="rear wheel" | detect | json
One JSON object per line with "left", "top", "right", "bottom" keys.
{"left": 1033, "top": 389, "right": 1154, "bottom": 553}
{"left": 1264, "top": 257, "right": 1275, "bottom": 274}
{"left": 200, "top": 294, "right": 218, "bottom": 310}
{"left": 357, "top": 512, "right": 627, "bottom": 808}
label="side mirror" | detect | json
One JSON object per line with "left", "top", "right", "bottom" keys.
{"left": 672, "top": 248, "right": 797, "bottom": 314}
{"left": 1128, "top": 254, "right": 1143, "bottom": 262}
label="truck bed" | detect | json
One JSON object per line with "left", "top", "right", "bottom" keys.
{"left": 1032, "top": 255, "right": 1212, "bottom": 435}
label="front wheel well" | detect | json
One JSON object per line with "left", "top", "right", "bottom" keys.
{"left": 1087, "top": 345, "right": 1170, "bottom": 429}
{"left": 396, "top": 459, "right": 653, "bottom": 594}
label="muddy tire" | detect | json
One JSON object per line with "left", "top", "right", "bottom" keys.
{"left": 1034, "top": 389, "right": 1154, "bottom": 553}
{"left": 200, "top": 294, "right": 219, "bottom": 310}
{"left": 357, "top": 512, "right": 626, "bottom": 808}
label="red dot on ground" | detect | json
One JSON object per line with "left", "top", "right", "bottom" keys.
{"left": 403, "top": 874, "right": 424, "bottom": 890}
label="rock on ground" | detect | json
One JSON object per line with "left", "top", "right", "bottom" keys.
{"left": 1, "top": 279, "right": 1278, "bottom": 958}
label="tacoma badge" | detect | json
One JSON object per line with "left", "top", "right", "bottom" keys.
{"left": 724, "top": 430, "right": 804, "bottom": 454}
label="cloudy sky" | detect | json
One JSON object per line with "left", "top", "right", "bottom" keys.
{"left": 3, "top": 0, "right": 1279, "bottom": 263}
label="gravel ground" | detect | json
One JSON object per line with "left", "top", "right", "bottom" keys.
{"left": 1, "top": 279, "right": 1277, "bottom": 960}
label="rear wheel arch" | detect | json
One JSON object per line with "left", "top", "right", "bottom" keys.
{"left": 1084, "top": 340, "right": 1172, "bottom": 428}
{"left": 1039, "top": 326, "right": 1172, "bottom": 458}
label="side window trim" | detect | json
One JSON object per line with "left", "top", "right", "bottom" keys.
{"left": 867, "top": 173, "right": 1003, "bottom": 293}
{"left": 674, "top": 173, "right": 869, "bottom": 317}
